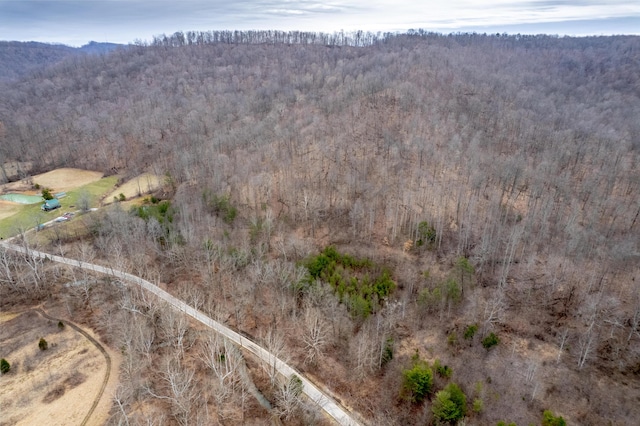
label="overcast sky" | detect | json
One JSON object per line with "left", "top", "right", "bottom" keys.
{"left": 1, "top": 0, "right": 639, "bottom": 47}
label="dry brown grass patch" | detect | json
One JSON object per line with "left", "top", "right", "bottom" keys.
{"left": 1, "top": 168, "right": 103, "bottom": 194}
{"left": 104, "top": 173, "right": 162, "bottom": 203}
{"left": 32, "top": 168, "right": 104, "bottom": 193}
{"left": 0, "top": 311, "right": 109, "bottom": 426}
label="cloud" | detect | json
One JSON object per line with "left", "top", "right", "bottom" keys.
{"left": 0, "top": 0, "right": 638, "bottom": 46}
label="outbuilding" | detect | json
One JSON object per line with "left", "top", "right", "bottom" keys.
{"left": 41, "top": 199, "right": 61, "bottom": 211}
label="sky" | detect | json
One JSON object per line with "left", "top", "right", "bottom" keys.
{"left": 1, "top": 0, "right": 639, "bottom": 47}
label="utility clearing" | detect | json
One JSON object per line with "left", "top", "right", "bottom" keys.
{"left": 0, "top": 310, "right": 112, "bottom": 426}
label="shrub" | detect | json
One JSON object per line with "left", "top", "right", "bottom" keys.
{"left": 57, "top": 321, "right": 64, "bottom": 330}
{"left": 289, "top": 374, "right": 304, "bottom": 397}
{"left": 416, "top": 221, "right": 436, "bottom": 247}
{"left": 303, "top": 246, "right": 394, "bottom": 319}
{"left": 434, "top": 359, "right": 453, "bottom": 378}
{"left": 39, "top": 337, "right": 48, "bottom": 351}
{"left": 41, "top": 188, "right": 54, "bottom": 200}
{"left": 381, "top": 337, "right": 394, "bottom": 366}
{"left": 542, "top": 410, "right": 566, "bottom": 426}
{"left": 482, "top": 332, "right": 499, "bottom": 349}
{"left": 455, "top": 256, "right": 475, "bottom": 291}
{"left": 464, "top": 324, "right": 478, "bottom": 340}
{"left": 348, "top": 294, "right": 372, "bottom": 320}
{"left": 0, "top": 358, "right": 10, "bottom": 374}
{"left": 418, "top": 287, "right": 442, "bottom": 313}
{"left": 134, "top": 201, "right": 175, "bottom": 226}
{"left": 118, "top": 193, "right": 126, "bottom": 202}
{"left": 203, "top": 190, "right": 237, "bottom": 224}
{"left": 158, "top": 200, "right": 170, "bottom": 215}
{"left": 496, "top": 422, "right": 517, "bottom": 426}
{"left": 445, "top": 278, "right": 461, "bottom": 303}
{"left": 374, "top": 270, "right": 395, "bottom": 299}
{"left": 401, "top": 358, "right": 433, "bottom": 403}
{"left": 432, "top": 383, "right": 467, "bottom": 424}
{"left": 473, "top": 397, "right": 484, "bottom": 413}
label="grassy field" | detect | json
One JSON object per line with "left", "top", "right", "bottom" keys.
{"left": 0, "top": 176, "right": 118, "bottom": 240}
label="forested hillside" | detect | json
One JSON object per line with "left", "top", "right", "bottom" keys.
{"left": 0, "top": 40, "right": 123, "bottom": 81}
{"left": 1, "top": 31, "right": 639, "bottom": 425}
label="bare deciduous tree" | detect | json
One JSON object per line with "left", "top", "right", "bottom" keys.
{"left": 199, "top": 333, "right": 242, "bottom": 406}
{"left": 482, "top": 289, "right": 505, "bottom": 336}
{"left": 275, "top": 374, "right": 304, "bottom": 421}
{"left": 557, "top": 327, "right": 569, "bottom": 363}
{"left": 161, "top": 308, "right": 192, "bottom": 359}
{"left": 262, "top": 326, "right": 287, "bottom": 385}
{"left": 0, "top": 247, "right": 15, "bottom": 288}
{"left": 146, "top": 357, "right": 199, "bottom": 426}
{"left": 351, "top": 322, "right": 381, "bottom": 377}
{"left": 302, "top": 305, "right": 329, "bottom": 366}
{"left": 578, "top": 318, "right": 597, "bottom": 369}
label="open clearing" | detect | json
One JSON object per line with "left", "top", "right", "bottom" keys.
{"left": 0, "top": 168, "right": 103, "bottom": 194}
{"left": 0, "top": 309, "right": 114, "bottom": 426}
{"left": 104, "top": 173, "right": 162, "bottom": 204}
{"left": 0, "top": 169, "right": 117, "bottom": 239}
{"left": 33, "top": 169, "right": 104, "bottom": 193}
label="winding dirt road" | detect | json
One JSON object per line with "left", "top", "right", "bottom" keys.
{"left": 1, "top": 241, "right": 362, "bottom": 426}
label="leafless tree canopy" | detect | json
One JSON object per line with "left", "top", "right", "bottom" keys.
{"left": 1, "top": 30, "right": 639, "bottom": 425}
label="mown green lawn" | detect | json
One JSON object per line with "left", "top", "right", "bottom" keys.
{"left": 0, "top": 176, "right": 118, "bottom": 240}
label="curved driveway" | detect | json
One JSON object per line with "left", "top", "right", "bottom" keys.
{"left": 1, "top": 241, "right": 361, "bottom": 426}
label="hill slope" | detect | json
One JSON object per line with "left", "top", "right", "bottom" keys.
{"left": 0, "top": 40, "right": 123, "bottom": 81}
{"left": 0, "top": 31, "right": 639, "bottom": 425}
